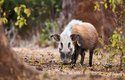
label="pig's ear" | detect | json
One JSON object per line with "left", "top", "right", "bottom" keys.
{"left": 50, "top": 34, "right": 60, "bottom": 41}
{"left": 70, "top": 34, "right": 80, "bottom": 41}
{"left": 70, "top": 34, "right": 81, "bottom": 46}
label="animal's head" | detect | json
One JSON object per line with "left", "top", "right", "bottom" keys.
{"left": 51, "top": 33, "right": 81, "bottom": 64}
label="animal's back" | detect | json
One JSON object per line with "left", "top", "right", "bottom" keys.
{"left": 72, "top": 22, "right": 98, "bottom": 50}
{"left": 61, "top": 19, "right": 83, "bottom": 36}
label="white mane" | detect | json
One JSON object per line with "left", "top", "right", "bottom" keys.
{"left": 59, "top": 19, "right": 84, "bottom": 55}
{"left": 61, "top": 19, "right": 83, "bottom": 36}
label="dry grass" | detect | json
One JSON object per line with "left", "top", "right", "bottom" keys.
{"left": 12, "top": 47, "right": 125, "bottom": 80}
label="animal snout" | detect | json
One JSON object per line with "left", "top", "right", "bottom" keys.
{"left": 63, "top": 60, "right": 69, "bottom": 65}
{"left": 62, "top": 57, "right": 72, "bottom": 64}
{"left": 63, "top": 60, "right": 68, "bottom": 63}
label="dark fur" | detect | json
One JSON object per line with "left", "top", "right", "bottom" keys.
{"left": 71, "top": 36, "right": 97, "bottom": 66}
{"left": 70, "top": 23, "right": 98, "bottom": 67}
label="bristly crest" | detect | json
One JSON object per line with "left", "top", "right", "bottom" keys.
{"left": 61, "top": 19, "right": 83, "bottom": 36}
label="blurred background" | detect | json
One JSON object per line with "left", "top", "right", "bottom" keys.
{"left": 0, "top": 0, "right": 125, "bottom": 48}
{"left": 1, "top": 1, "right": 125, "bottom": 79}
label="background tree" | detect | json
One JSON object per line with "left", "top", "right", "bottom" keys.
{"left": 58, "top": 0, "right": 124, "bottom": 44}
{"left": 0, "top": 0, "right": 125, "bottom": 79}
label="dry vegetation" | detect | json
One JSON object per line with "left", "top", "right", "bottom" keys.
{"left": 13, "top": 47, "right": 125, "bottom": 80}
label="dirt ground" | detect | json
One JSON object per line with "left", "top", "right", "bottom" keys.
{"left": 13, "top": 47, "right": 125, "bottom": 80}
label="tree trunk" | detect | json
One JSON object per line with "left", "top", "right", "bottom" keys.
{"left": 0, "top": 21, "right": 39, "bottom": 80}
{"left": 58, "top": 0, "right": 121, "bottom": 44}
{"left": 57, "top": 0, "right": 75, "bottom": 32}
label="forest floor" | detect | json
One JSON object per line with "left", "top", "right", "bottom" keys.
{"left": 13, "top": 47, "right": 125, "bottom": 80}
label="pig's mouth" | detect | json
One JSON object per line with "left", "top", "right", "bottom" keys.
{"left": 61, "top": 60, "right": 72, "bottom": 65}
{"left": 62, "top": 62, "right": 70, "bottom": 65}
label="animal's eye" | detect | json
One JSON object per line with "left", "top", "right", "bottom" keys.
{"left": 60, "top": 42, "right": 63, "bottom": 48}
{"left": 59, "top": 48, "right": 62, "bottom": 52}
{"left": 68, "top": 42, "right": 71, "bottom": 48}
